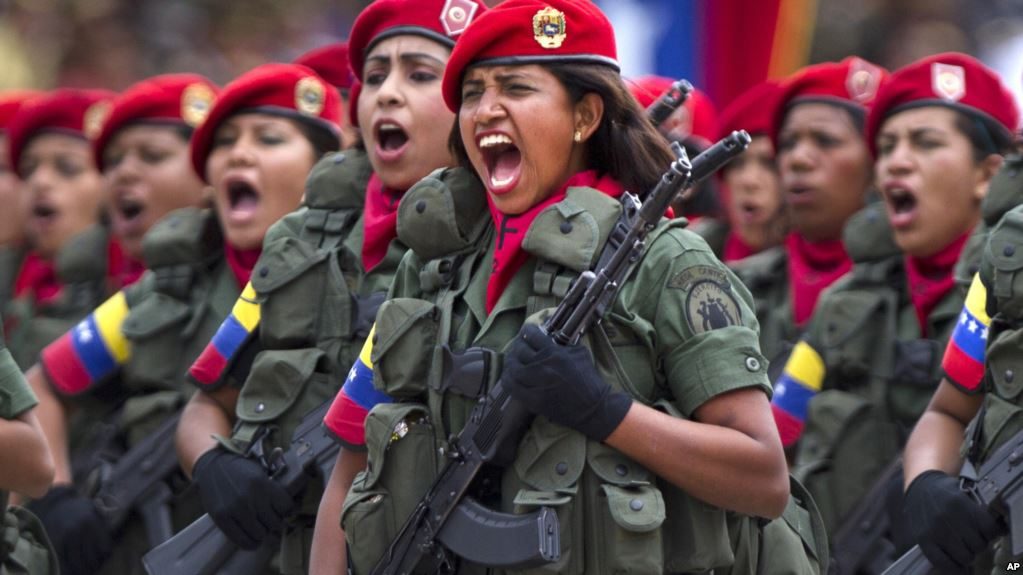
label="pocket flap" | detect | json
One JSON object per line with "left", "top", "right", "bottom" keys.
{"left": 250, "top": 236, "right": 329, "bottom": 294}
{"left": 587, "top": 441, "right": 650, "bottom": 486}
{"left": 370, "top": 298, "right": 438, "bottom": 363}
{"left": 512, "top": 489, "right": 573, "bottom": 508}
{"left": 817, "top": 290, "right": 886, "bottom": 348}
{"left": 602, "top": 484, "right": 665, "bottom": 533}
{"left": 363, "top": 402, "right": 432, "bottom": 490}
{"left": 796, "top": 389, "right": 870, "bottom": 464}
{"left": 512, "top": 416, "right": 585, "bottom": 491}
{"left": 120, "top": 293, "right": 191, "bottom": 339}
{"left": 987, "top": 209, "right": 1023, "bottom": 272}
{"left": 236, "top": 348, "right": 326, "bottom": 423}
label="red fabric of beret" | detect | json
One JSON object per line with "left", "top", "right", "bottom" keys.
{"left": 189, "top": 63, "right": 341, "bottom": 182}
{"left": 769, "top": 56, "right": 888, "bottom": 148}
{"left": 295, "top": 42, "right": 354, "bottom": 91}
{"left": 718, "top": 80, "right": 780, "bottom": 139}
{"left": 0, "top": 91, "right": 43, "bottom": 132}
{"left": 628, "top": 75, "right": 674, "bottom": 109}
{"left": 443, "top": 0, "right": 619, "bottom": 112}
{"left": 8, "top": 88, "right": 115, "bottom": 178}
{"left": 93, "top": 74, "right": 219, "bottom": 171}
{"left": 865, "top": 52, "right": 1020, "bottom": 157}
{"left": 628, "top": 76, "right": 718, "bottom": 144}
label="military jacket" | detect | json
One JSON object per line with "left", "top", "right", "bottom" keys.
{"left": 340, "top": 171, "right": 828, "bottom": 575}
{"left": 0, "top": 247, "right": 25, "bottom": 313}
{"left": 730, "top": 245, "right": 796, "bottom": 365}
{"left": 0, "top": 322, "right": 57, "bottom": 575}
{"left": 687, "top": 216, "right": 728, "bottom": 259}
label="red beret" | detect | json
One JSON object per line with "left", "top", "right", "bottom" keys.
{"left": 628, "top": 76, "right": 718, "bottom": 144}
{"left": 8, "top": 88, "right": 115, "bottom": 179}
{"left": 443, "top": 0, "right": 619, "bottom": 112}
{"left": 92, "top": 74, "right": 219, "bottom": 172}
{"left": 770, "top": 56, "right": 889, "bottom": 148}
{"left": 295, "top": 42, "right": 354, "bottom": 91}
{"left": 0, "top": 91, "right": 43, "bottom": 132}
{"left": 628, "top": 75, "right": 674, "bottom": 109}
{"left": 189, "top": 63, "right": 341, "bottom": 182}
{"left": 718, "top": 80, "right": 780, "bottom": 139}
{"left": 865, "top": 52, "right": 1020, "bottom": 157}
{"left": 349, "top": 0, "right": 487, "bottom": 84}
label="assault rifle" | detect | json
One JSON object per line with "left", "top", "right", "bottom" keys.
{"left": 882, "top": 428, "right": 1023, "bottom": 575}
{"left": 369, "top": 131, "right": 752, "bottom": 575}
{"left": 89, "top": 411, "right": 182, "bottom": 546}
{"left": 142, "top": 398, "right": 338, "bottom": 575}
{"left": 646, "top": 79, "right": 693, "bottom": 128}
{"left": 829, "top": 459, "right": 902, "bottom": 575}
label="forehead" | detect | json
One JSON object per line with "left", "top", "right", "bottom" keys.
{"left": 24, "top": 132, "right": 90, "bottom": 156}
{"left": 463, "top": 63, "right": 551, "bottom": 83}
{"left": 109, "top": 123, "right": 188, "bottom": 146}
{"left": 216, "top": 113, "right": 300, "bottom": 133}
{"left": 879, "top": 106, "right": 958, "bottom": 133}
{"left": 782, "top": 102, "right": 859, "bottom": 133}
{"left": 365, "top": 34, "right": 451, "bottom": 63}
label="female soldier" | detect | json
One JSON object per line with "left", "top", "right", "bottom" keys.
{"left": 25, "top": 65, "right": 340, "bottom": 575}
{"left": 0, "top": 92, "right": 42, "bottom": 309}
{"left": 897, "top": 77, "right": 1023, "bottom": 575}
{"left": 0, "top": 318, "right": 56, "bottom": 574}
{"left": 3, "top": 89, "right": 118, "bottom": 369}
{"left": 180, "top": 2, "right": 486, "bottom": 572}
{"left": 314, "top": 1, "right": 793, "bottom": 573}
{"left": 768, "top": 53, "right": 1016, "bottom": 548}
{"left": 731, "top": 58, "right": 888, "bottom": 364}
{"left": 716, "top": 80, "right": 787, "bottom": 263}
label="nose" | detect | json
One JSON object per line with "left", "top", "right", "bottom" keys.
{"left": 472, "top": 87, "right": 506, "bottom": 126}
{"left": 782, "top": 138, "right": 815, "bottom": 175}
{"left": 375, "top": 72, "right": 405, "bottom": 109}
{"left": 226, "top": 133, "right": 257, "bottom": 168}
{"left": 108, "top": 153, "right": 141, "bottom": 184}
{"left": 880, "top": 138, "right": 913, "bottom": 176}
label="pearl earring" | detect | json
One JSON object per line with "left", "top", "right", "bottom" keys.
{"left": 574, "top": 130, "right": 582, "bottom": 142}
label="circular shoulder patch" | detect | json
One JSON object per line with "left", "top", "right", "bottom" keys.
{"left": 668, "top": 265, "right": 742, "bottom": 334}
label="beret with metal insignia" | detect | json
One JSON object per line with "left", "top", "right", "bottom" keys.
{"left": 0, "top": 91, "right": 43, "bottom": 133}
{"left": 189, "top": 63, "right": 341, "bottom": 182}
{"left": 865, "top": 52, "right": 1020, "bottom": 158}
{"left": 769, "top": 56, "right": 889, "bottom": 149}
{"left": 92, "top": 74, "right": 219, "bottom": 172}
{"left": 8, "top": 88, "right": 116, "bottom": 179}
{"left": 442, "top": 0, "right": 619, "bottom": 112}
{"left": 628, "top": 76, "right": 720, "bottom": 144}
{"left": 294, "top": 42, "right": 355, "bottom": 92}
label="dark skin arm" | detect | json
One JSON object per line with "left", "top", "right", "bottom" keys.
{"left": 26, "top": 365, "right": 71, "bottom": 487}
{"left": 176, "top": 385, "right": 240, "bottom": 478}
{"left": 903, "top": 378, "right": 983, "bottom": 489}
{"left": 606, "top": 387, "right": 789, "bottom": 519}
{"left": 0, "top": 407, "right": 55, "bottom": 498}
{"left": 310, "top": 447, "right": 367, "bottom": 575}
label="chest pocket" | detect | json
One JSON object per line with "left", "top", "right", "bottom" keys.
{"left": 120, "top": 292, "right": 193, "bottom": 392}
{"left": 986, "top": 208, "right": 1023, "bottom": 321}
{"left": 817, "top": 290, "right": 891, "bottom": 390}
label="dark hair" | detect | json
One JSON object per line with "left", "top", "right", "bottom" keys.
{"left": 952, "top": 110, "right": 1013, "bottom": 162}
{"left": 448, "top": 63, "right": 675, "bottom": 197}
{"left": 295, "top": 120, "right": 342, "bottom": 159}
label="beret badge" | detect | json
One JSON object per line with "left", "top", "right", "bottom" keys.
{"left": 84, "top": 101, "right": 111, "bottom": 140}
{"left": 181, "top": 83, "right": 216, "bottom": 127}
{"left": 441, "top": 0, "right": 479, "bottom": 36}
{"left": 846, "top": 58, "right": 882, "bottom": 103}
{"left": 932, "top": 62, "right": 966, "bottom": 102}
{"left": 533, "top": 6, "right": 567, "bottom": 49}
{"left": 295, "top": 76, "right": 326, "bottom": 117}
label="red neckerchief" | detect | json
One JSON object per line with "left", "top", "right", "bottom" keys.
{"left": 723, "top": 232, "right": 757, "bottom": 263}
{"left": 106, "top": 239, "right": 145, "bottom": 288}
{"left": 13, "top": 252, "right": 61, "bottom": 305}
{"left": 486, "top": 170, "right": 624, "bottom": 312}
{"left": 362, "top": 173, "right": 405, "bottom": 272}
{"left": 224, "top": 244, "right": 262, "bottom": 289}
{"left": 787, "top": 232, "right": 852, "bottom": 326}
{"left": 905, "top": 233, "right": 969, "bottom": 336}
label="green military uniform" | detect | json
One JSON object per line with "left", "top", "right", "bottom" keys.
{"left": 0, "top": 323, "right": 57, "bottom": 574}
{"left": 0, "top": 246, "right": 25, "bottom": 312}
{"left": 219, "top": 150, "right": 407, "bottom": 574}
{"left": 4, "top": 224, "right": 114, "bottom": 370}
{"left": 729, "top": 244, "right": 795, "bottom": 365}
{"left": 37, "top": 207, "right": 237, "bottom": 575}
{"left": 955, "top": 154, "right": 1023, "bottom": 293}
{"left": 342, "top": 170, "right": 827, "bottom": 574}
{"left": 783, "top": 204, "right": 964, "bottom": 534}
{"left": 950, "top": 157, "right": 1023, "bottom": 571}
{"left": 687, "top": 216, "right": 728, "bottom": 259}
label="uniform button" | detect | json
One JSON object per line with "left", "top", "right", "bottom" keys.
{"left": 559, "top": 221, "right": 573, "bottom": 234}
{"left": 745, "top": 357, "right": 761, "bottom": 372}
{"left": 1006, "top": 370, "right": 1015, "bottom": 383}
{"left": 259, "top": 267, "right": 269, "bottom": 278}
{"left": 333, "top": 153, "right": 345, "bottom": 164}
{"left": 416, "top": 200, "right": 427, "bottom": 214}
{"left": 555, "top": 462, "right": 568, "bottom": 475}
{"left": 629, "top": 499, "right": 644, "bottom": 512}
{"left": 255, "top": 402, "right": 266, "bottom": 413}
{"left": 615, "top": 464, "right": 628, "bottom": 477}
{"left": 1005, "top": 245, "right": 1016, "bottom": 257}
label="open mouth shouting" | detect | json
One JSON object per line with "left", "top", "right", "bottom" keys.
{"left": 477, "top": 132, "right": 522, "bottom": 194}
{"left": 224, "top": 177, "right": 262, "bottom": 225}
{"left": 30, "top": 199, "right": 59, "bottom": 233}
{"left": 883, "top": 182, "right": 918, "bottom": 230}
{"left": 374, "top": 120, "right": 410, "bottom": 163}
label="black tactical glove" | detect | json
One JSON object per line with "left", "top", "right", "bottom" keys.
{"left": 903, "top": 470, "right": 1004, "bottom": 574}
{"left": 503, "top": 324, "right": 632, "bottom": 441}
{"left": 28, "top": 484, "right": 113, "bottom": 575}
{"left": 192, "top": 447, "right": 296, "bottom": 550}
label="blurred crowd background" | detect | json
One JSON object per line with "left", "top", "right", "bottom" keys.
{"left": 0, "top": 0, "right": 1020, "bottom": 110}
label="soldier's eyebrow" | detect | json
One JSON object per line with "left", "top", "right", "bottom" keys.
{"left": 398, "top": 52, "right": 446, "bottom": 67}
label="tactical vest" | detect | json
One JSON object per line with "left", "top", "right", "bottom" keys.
{"left": 224, "top": 150, "right": 402, "bottom": 575}
{"left": 955, "top": 154, "right": 1023, "bottom": 293}
{"left": 730, "top": 245, "right": 797, "bottom": 367}
{"left": 343, "top": 171, "right": 827, "bottom": 575}
{"left": 688, "top": 216, "right": 728, "bottom": 259}
{"left": 1, "top": 494, "right": 57, "bottom": 575}
{"left": 792, "top": 204, "right": 961, "bottom": 533}
{"left": 0, "top": 247, "right": 25, "bottom": 313}
{"left": 4, "top": 224, "right": 112, "bottom": 369}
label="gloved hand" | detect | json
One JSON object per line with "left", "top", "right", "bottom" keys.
{"left": 502, "top": 324, "right": 632, "bottom": 441}
{"left": 27, "top": 484, "right": 113, "bottom": 575}
{"left": 903, "top": 470, "right": 1004, "bottom": 574}
{"left": 192, "top": 447, "right": 297, "bottom": 550}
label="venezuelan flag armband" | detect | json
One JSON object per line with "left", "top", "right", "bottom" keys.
{"left": 324, "top": 324, "right": 393, "bottom": 448}
{"left": 942, "top": 273, "right": 991, "bottom": 394}
{"left": 189, "top": 282, "right": 260, "bottom": 389}
{"left": 41, "top": 291, "right": 132, "bottom": 395}
{"left": 771, "top": 340, "right": 825, "bottom": 448}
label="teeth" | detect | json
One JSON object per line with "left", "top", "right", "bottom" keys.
{"left": 491, "top": 174, "right": 515, "bottom": 188}
{"left": 479, "top": 134, "right": 512, "bottom": 149}
{"left": 379, "top": 122, "right": 402, "bottom": 133}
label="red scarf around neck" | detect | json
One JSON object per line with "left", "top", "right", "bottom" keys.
{"left": 787, "top": 233, "right": 853, "bottom": 327}
{"left": 106, "top": 239, "right": 145, "bottom": 288}
{"left": 724, "top": 232, "right": 757, "bottom": 263}
{"left": 486, "top": 170, "right": 624, "bottom": 312}
{"left": 13, "top": 253, "right": 61, "bottom": 305}
{"left": 362, "top": 173, "right": 405, "bottom": 272}
{"left": 905, "top": 233, "right": 969, "bottom": 335}
{"left": 224, "top": 244, "right": 262, "bottom": 289}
